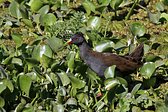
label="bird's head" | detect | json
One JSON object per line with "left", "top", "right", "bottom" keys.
{"left": 67, "top": 32, "right": 85, "bottom": 46}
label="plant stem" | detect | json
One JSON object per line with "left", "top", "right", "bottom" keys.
{"left": 125, "top": 0, "right": 140, "bottom": 20}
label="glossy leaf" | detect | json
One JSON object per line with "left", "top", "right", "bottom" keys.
{"left": 9, "top": 1, "right": 22, "bottom": 19}
{"left": 12, "top": 58, "right": 23, "bottom": 66}
{"left": 98, "top": 0, "right": 111, "bottom": 6}
{"left": 104, "top": 78, "right": 120, "bottom": 90}
{"left": 12, "top": 34, "right": 23, "bottom": 47}
{"left": 131, "top": 83, "right": 141, "bottom": 96}
{"left": 130, "top": 22, "right": 146, "bottom": 37}
{"left": 40, "top": 13, "right": 56, "bottom": 26}
{"left": 104, "top": 65, "right": 116, "bottom": 79}
{"left": 22, "top": 19, "right": 33, "bottom": 28}
{"left": 28, "top": 0, "right": 43, "bottom": 12}
{"left": 53, "top": 104, "right": 64, "bottom": 112}
{"left": 140, "top": 62, "right": 156, "bottom": 79}
{"left": 110, "top": 0, "right": 123, "bottom": 10}
{"left": 160, "top": 13, "right": 168, "bottom": 21}
{"left": 2, "top": 79, "right": 14, "bottom": 92}
{"left": 0, "top": 97, "right": 5, "bottom": 108}
{"left": 47, "top": 36, "right": 63, "bottom": 52}
{"left": 82, "top": 0, "right": 96, "bottom": 16}
{"left": 38, "top": 5, "right": 49, "bottom": 15}
{"left": 67, "top": 51, "right": 76, "bottom": 72}
{"left": 87, "top": 16, "right": 101, "bottom": 30}
{"left": 69, "top": 75, "right": 86, "bottom": 89}
{"left": 94, "top": 40, "right": 115, "bottom": 52}
{"left": 19, "top": 75, "right": 32, "bottom": 96}
{"left": 57, "top": 72, "right": 70, "bottom": 86}
{"left": 147, "top": 11, "right": 161, "bottom": 24}
{"left": 66, "top": 98, "right": 77, "bottom": 106}
{"left": 0, "top": 82, "right": 6, "bottom": 94}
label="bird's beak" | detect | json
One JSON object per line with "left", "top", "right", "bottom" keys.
{"left": 65, "top": 38, "right": 72, "bottom": 45}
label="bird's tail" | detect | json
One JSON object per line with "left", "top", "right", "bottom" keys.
{"left": 129, "top": 43, "right": 144, "bottom": 62}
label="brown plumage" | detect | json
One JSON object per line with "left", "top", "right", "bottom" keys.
{"left": 68, "top": 33, "right": 144, "bottom": 77}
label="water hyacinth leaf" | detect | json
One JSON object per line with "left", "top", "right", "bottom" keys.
{"left": 131, "top": 83, "right": 141, "bottom": 96}
{"left": 0, "top": 82, "right": 6, "bottom": 94}
{"left": 22, "top": 19, "right": 33, "bottom": 28}
{"left": 143, "top": 77, "right": 156, "bottom": 88}
{"left": 98, "top": 0, "right": 111, "bottom": 6}
{"left": 82, "top": 0, "right": 96, "bottom": 16}
{"left": 110, "top": 0, "right": 123, "bottom": 10}
{"left": 94, "top": 40, "right": 115, "bottom": 52}
{"left": 9, "top": 1, "right": 22, "bottom": 19}
{"left": 12, "top": 34, "right": 23, "bottom": 47}
{"left": 28, "top": 0, "right": 43, "bottom": 12}
{"left": 40, "top": 54, "right": 52, "bottom": 68}
{"left": 67, "top": 51, "right": 76, "bottom": 72}
{"left": 40, "top": 13, "right": 56, "bottom": 26}
{"left": 32, "top": 44, "right": 53, "bottom": 61}
{"left": 116, "top": 77, "right": 128, "bottom": 87}
{"left": 47, "top": 37, "right": 63, "bottom": 52}
{"left": 147, "top": 11, "right": 161, "bottom": 24}
{"left": 160, "top": 13, "right": 168, "bottom": 21}
{"left": 140, "top": 62, "right": 156, "bottom": 79}
{"left": 87, "top": 16, "right": 101, "bottom": 30}
{"left": 19, "top": 75, "right": 32, "bottom": 96}
{"left": 12, "top": 58, "right": 23, "bottom": 66}
{"left": 96, "top": 101, "right": 105, "bottom": 111}
{"left": 104, "top": 78, "right": 120, "bottom": 90}
{"left": 57, "top": 72, "right": 70, "bottom": 86}
{"left": 130, "top": 22, "right": 146, "bottom": 37}
{"left": 69, "top": 75, "right": 86, "bottom": 89}
{"left": 38, "top": 5, "right": 49, "bottom": 15}
{"left": 104, "top": 65, "right": 116, "bottom": 79}
{"left": 0, "top": 97, "right": 5, "bottom": 108}
{"left": 155, "top": 2, "right": 164, "bottom": 11}
{"left": 53, "top": 104, "right": 64, "bottom": 112}
{"left": 2, "top": 79, "right": 14, "bottom": 92}
{"left": 66, "top": 98, "right": 77, "bottom": 106}
{"left": 14, "top": 98, "right": 26, "bottom": 112}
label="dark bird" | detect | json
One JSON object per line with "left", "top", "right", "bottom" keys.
{"left": 67, "top": 32, "right": 144, "bottom": 77}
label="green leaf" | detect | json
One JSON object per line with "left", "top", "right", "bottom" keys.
{"left": 47, "top": 37, "right": 63, "bottom": 52}
{"left": 40, "top": 13, "right": 57, "bottom": 26}
{"left": 69, "top": 75, "right": 86, "bottom": 89}
{"left": 140, "top": 62, "right": 156, "bottom": 79}
{"left": 9, "top": 1, "right": 22, "bottom": 19}
{"left": 12, "top": 58, "right": 23, "bottom": 66}
{"left": 67, "top": 51, "right": 76, "bottom": 72}
{"left": 87, "top": 16, "right": 101, "bottom": 30}
{"left": 32, "top": 44, "right": 53, "bottom": 61}
{"left": 104, "top": 65, "right": 116, "bottom": 79}
{"left": 57, "top": 72, "right": 70, "bottom": 86}
{"left": 104, "top": 78, "right": 120, "bottom": 90}
{"left": 130, "top": 22, "right": 146, "bottom": 37}
{"left": 98, "top": 0, "right": 111, "bottom": 6}
{"left": 22, "top": 19, "right": 33, "bottom": 28}
{"left": 131, "top": 83, "right": 141, "bottom": 96}
{"left": 28, "top": 0, "right": 43, "bottom": 12}
{"left": 160, "top": 13, "right": 168, "bottom": 21}
{"left": 2, "top": 79, "right": 14, "bottom": 92}
{"left": 110, "top": 0, "right": 123, "bottom": 10}
{"left": 0, "top": 82, "right": 6, "bottom": 93}
{"left": 94, "top": 40, "right": 115, "bottom": 52}
{"left": 53, "top": 104, "right": 64, "bottom": 112}
{"left": 38, "top": 5, "right": 49, "bottom": 15}
{"left": 0, "top": 97, "right": 5, "bottom": 108}
{"left": 82, "top": 0, "right": 96, "bottom": 16}
{"left": 19, "top": 75, "right": 32, "bottom": 96}
{"left": 12, "top": 34, "right": 23, "bottom": 47}
{"left": 66, "top": 98, "right": 77, "bottom": 106}
{"left": 147, "top": 11, "right": 161, "bottom": 24}
{"left": 155, "top": 2, "right": 164, "bottom": 11}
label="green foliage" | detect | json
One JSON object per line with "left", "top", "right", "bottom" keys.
{"left": 0, "top": 0, "right": 167, "bottom": 111}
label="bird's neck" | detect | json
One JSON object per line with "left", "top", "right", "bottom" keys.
{"left": 78, "top": 41, "right": 91, "bottom": 58}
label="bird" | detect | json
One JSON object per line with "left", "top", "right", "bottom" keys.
{"left": 67, "top": 32, "right": 144, "bottom": 77}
